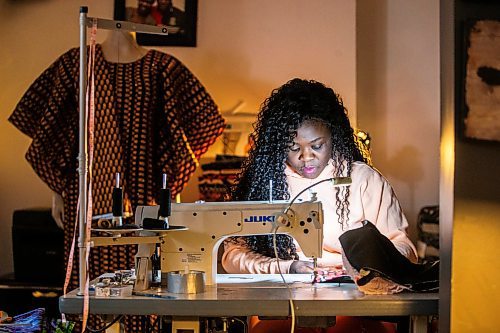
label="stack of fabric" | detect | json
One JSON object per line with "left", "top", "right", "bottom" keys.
{"left": 416, "top": 205, "right": 440, "bottom": 263}
{"left": 198, "top": 155, "right": 245, "bottom": 202}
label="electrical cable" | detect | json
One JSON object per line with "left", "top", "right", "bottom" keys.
{"left": 273, "top": 176, "right": 351, "bottom": 333}
{"left": 273, "top": 228, "right": 296, "bottom": 333}
{"left": 283, "top": 177, "right": 350, "bottom": 215}
{"left": 231, "top": 317, "right": 248, "bottom": 333}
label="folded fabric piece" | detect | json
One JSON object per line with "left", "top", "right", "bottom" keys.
{"left": 339, "top": 220, "right": 439, "bottom": 294}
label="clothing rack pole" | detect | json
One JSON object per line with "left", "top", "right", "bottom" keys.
{"left": 78, "top": 6, "right": 88, "bottom": 296}
{"left": 77, "top": 8, "right": 168, "bottom": 294}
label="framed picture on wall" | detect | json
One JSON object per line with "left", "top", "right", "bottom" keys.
{"left": 462, "top": 19, "right": 500, "bottom": 142}
{"left": 117, "top": 0, "right": 198, "bottom": 47}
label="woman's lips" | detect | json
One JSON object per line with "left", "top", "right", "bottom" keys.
{"left": 302, "top": 166, "right": 317, "bottom": 175}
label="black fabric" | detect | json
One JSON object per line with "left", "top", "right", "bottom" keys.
{"left": 417, "top": 205, "right": 440, "bottom": 261}
{"left": 339, "top": 220, "right": 439, "bottom": 292}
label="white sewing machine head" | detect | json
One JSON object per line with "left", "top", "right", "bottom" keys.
{"left": 135, "top": 200, "right": 324, "bottom": 285}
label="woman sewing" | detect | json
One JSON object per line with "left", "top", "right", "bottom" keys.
{"left": 222, "top": 78, "right": 417, "bottom": 333}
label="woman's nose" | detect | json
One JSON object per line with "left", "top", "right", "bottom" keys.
{"left": 300, "top": 149, "right": 314, "bottom": 161}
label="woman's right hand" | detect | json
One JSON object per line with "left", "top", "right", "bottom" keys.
{"left": 289, "top": 260, "right": 314, "bottom": 273}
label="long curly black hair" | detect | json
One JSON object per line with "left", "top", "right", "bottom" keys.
{"left": 230, "top": 78, "right": 368, "bottom": 260}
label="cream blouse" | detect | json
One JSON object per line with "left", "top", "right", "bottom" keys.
{"left": 221, "top": 161, "right": 417, "bottom": 274}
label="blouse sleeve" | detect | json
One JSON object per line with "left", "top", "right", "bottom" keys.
{"left": 8, "top": 49, "right": 79, "bottom": 194}
{"left": 172, "top": 62, "right": 225, "bottom": 160}
{"left": 157, "top": 56, "right": 225, "bottom": 194}
{"left": 357, "top": 165, "right": 418, "bottom": 262}
{"left": 294, "top": 239, "right": 343, "bottom": 269}
{"left": 222, "top": 237, "right": 294, "bottom": 274}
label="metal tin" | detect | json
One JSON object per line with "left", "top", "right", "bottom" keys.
{"left": 167, "top": 270, "right": 205, "bottom": 294}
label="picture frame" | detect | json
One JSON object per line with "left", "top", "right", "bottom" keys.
{"left": 117, "top": 0, "right": 198, "bottom": 47}
{"left": 461, "top": 19, "right": 500, "bottom": 142}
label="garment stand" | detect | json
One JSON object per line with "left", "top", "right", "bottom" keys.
{"left": 78, "top": 6, "right": 167, "bottom": 295}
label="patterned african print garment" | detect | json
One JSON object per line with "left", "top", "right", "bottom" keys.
{"left": 9, "top": 45, "right": 225, "bottom": 331}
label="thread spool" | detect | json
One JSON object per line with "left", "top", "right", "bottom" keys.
{"left": 112, "top": 187, "right": 123, "bottom": 217}
{"left": 158, "top": 173, "right": 171, "bottom": 229}
{"left": 158, "top": 188, "right": 171, "bottom": 218}
{"left": 112, "top": 173, "right": 123, "bottom": 227}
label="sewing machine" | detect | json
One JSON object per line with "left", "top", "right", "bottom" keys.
{"left": 69, "top": 179, "right": 438, "bottom": 333}
{"left": 133, "top": 200, "right": 324, "bottom": 287}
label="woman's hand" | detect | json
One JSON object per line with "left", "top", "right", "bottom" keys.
{"left": 289, "top": 260, "right": 314, "bottom": 273}
{"left": 51, "top": 191, "right": 64, "bottom": 230}
{"left": 316, "top": 252, "right": 344, "bottom": 269}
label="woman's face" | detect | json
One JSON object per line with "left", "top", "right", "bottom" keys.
{"left": 286, "top": 120, "right": 332, "bottom": 179}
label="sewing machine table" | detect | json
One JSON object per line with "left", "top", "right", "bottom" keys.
{"left": 59, "top": 274, "right": 438, "bottom": 332}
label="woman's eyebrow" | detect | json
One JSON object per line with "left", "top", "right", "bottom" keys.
{"left": 291, "top": 136, "right": 325, "bottom": 145}
{"left": 309, "top": 137, "right": 325, "bottom": 144}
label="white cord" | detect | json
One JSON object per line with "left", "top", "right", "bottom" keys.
{"left": 272, "top": 176, "right": 351, "bottom": 333}
{"left": 283, "top": 177, "right": 351, "bottom": 215}
{"left": 273, "top": 227, "right": 296, "bottom": 333}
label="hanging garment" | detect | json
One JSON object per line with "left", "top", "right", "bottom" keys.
{"left": 340, "top": 220, "right": 439, "bottom": 294}
{"left": 9, "top": 45, "right": 225, "bottom": 331}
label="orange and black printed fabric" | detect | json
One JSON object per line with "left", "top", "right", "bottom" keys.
{"left": 9, "top": 45, "right": 224, "bottom": 332}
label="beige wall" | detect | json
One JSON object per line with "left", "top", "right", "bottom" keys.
{"left": 0, "top": 0, "right": 441, "bottom": 297}
{"left": 0, "top": 0, "right": 357, "bottom": 275}
{"left": 357, "top": 0, "right": 440, "bottom": 241}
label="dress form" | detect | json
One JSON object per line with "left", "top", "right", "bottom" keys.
{"left": 100, "top": 30, "right": 148, "bottom": 63}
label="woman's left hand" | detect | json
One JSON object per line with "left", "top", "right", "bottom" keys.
{"left": 289, "top": 260, "right": 314, "bottom": 273}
